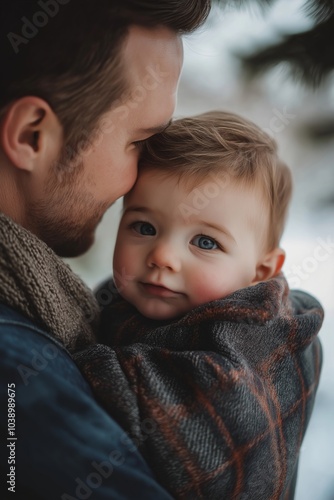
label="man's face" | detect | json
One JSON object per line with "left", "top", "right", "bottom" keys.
{"left": 28, "top": 26, "right": 183, "bottom": 257}
{"left": 113, "top": 169, "right": 268, "bottom": 320}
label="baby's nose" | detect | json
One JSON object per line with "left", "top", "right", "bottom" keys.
{"left": 147, "top": 242, "right": 181, "bottom": 272}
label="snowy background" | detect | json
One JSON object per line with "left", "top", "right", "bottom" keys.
{"left": 67, "top": 1, "right": 334, "bottom": 498}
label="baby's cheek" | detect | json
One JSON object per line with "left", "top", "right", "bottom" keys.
{"left": 189, "top": 270, "right": 230, "bottom": 305}
{"left": 114, "top": 246, "right": 134, "bottom": 275}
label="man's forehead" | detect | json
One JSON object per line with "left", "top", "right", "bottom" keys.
{"left": 124, "top": 25, "right": 182, "bottom": 56}
{"left": 123, "top": 25, "right": 183, "bottom": 80}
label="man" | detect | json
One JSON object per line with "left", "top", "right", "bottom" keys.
{"left": 0, "top": 1, "right": 210, "bottom": 498}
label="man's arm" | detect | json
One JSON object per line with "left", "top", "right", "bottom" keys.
{"left": 0, "top": 308, "right": 172, "bottom": 500}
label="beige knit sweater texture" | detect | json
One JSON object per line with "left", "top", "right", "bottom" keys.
{"left": 0, "top": 213, "right": 99, "bottom": 351}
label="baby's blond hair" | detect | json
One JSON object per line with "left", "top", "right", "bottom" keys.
{"left": 140, "top": 111, "right": 292, "bottom": 250}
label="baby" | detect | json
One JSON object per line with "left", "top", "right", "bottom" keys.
{"left": 113, "top": 110, "right": 292, "bottom": 318}
{"left": 76, "top": 112, "right": 323, "bottom": 499}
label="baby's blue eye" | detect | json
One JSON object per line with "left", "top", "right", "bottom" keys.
{"left": 191, "top": 235, "right": 218, "bottom": 250}
{"left": 132, "top": 222, "right": 156, "bottom": 236}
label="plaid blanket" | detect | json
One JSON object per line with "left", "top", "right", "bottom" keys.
{"left": 74, "top": 275, "right": 323, "bottom": 499}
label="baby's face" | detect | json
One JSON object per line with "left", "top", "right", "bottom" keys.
{"left": 113, "top": 169, "right": 268, "bottom": 320}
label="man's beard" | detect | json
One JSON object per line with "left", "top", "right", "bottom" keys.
{"left": 28, "top": 189, "right": 109, "bottom": 257}
{"left": 27, "top": 153, "right": 110, "bottom": 258}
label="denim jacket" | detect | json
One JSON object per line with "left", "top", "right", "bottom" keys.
{"left": 0, "top": 303, "right": 172, "bottom": 500}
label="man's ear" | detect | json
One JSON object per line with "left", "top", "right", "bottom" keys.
{"left": 0, "top": 96, "right": 63, "bottom": 172}
{"left": 253, "top": 247, "right": 286, "bottom": 284}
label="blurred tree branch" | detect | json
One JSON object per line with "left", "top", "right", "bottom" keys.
{"left": 214, "top": 0, "right": 334, "bottom": 86}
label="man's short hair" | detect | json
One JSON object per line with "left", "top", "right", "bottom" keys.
{"left": 0, "top": 0, "right": 210, "bottom": 155}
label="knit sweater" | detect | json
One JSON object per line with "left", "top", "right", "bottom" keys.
{"left": 75, "top": 274, "right": 324, "bottom": 499}
{"left": 0, "top": 213, "right": 99, "bottom": 351}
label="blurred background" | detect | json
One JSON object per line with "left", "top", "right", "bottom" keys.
{"left": 67, "top": 1, "right": 334, "bottom": 498}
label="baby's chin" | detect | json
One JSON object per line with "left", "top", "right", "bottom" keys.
{"left": 133, "top": 300, "right": 188, "bottom": 322}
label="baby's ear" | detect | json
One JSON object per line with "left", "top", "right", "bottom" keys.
{"left": 253, "top": 248, "right": 285, "bottom": 284}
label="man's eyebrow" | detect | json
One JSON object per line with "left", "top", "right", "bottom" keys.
{"left": 138, "top": 119, "right": 172, "bottom": 136}
{"left": 198, "top": 220, "right": 236, "bottom": 243}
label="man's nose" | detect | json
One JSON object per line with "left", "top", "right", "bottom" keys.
{"left": 146, "top": 241, "right": 181, "bottom": 272}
